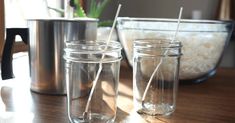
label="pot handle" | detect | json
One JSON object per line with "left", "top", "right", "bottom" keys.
{"left": 1, "top": 28, "right": 28, "bottom": 80}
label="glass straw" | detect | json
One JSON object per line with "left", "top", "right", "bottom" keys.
{"left": 141, "top": 7, "right": 183, "bottom": 104}
{"left": 83, "top": 4, "right": 122, "bottom": 120}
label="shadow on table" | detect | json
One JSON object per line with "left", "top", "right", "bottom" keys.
{"left": 115, "top": 107, "right": 129, "bottom": 122}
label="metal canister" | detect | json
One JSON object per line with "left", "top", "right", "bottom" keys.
{"left": 27, "top": 18, "right": 98, "bottom": 95}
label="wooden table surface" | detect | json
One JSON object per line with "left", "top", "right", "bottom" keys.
{"left": 1, "top": 53, "right": 235, "bottom": 123}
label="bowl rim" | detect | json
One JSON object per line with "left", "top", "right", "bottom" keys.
{"left": 117, "top": 17, "right": 234, "bottom": 24}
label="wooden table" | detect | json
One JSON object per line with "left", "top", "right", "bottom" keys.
{"left": 1, "top": 53, "right": 235, "bottom": 123}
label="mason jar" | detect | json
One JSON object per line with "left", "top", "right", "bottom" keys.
{"left": 133, "top": 39, "right": 182, "bottom": 116}
{"left": 64, "top": 40, "right": 122, "bottom": 123}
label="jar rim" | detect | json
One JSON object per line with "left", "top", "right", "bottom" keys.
{"left": 64, "top": 40, "right": 122, "bottom": 54}
{"left": 134, "top": 39, "right": 182, "bottom": 48}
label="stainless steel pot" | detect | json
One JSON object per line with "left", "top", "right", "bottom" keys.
{"left": 1, "top": 18, "right": 98, "bottom": 95}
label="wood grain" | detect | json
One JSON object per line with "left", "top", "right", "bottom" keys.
{"left": 0, "top": 0, "right": 4, "bottom": 59}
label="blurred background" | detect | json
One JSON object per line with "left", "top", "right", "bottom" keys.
{"left": 101, "top": 0, "right": 235, "bottom": 68}
{"left": 1, "top": 0, "right": 235, "bottom": 67}
{"left": 102, "top": 0, "right": 219, "bottom": 20}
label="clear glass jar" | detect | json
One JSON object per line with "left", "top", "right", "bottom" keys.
{"left": 133, "top": 39, "right": 182, "bottom": 116}
{"left": 64, "top": 41, "right": 122, "bottom": 123}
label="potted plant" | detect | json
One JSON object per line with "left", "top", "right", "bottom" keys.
{"left": 69, "top": 0, "right": 117, "bottom": 40}
{"left": 50, "top": 0, "right": 117, "bottom": 40}
{"left": 61, "top": 0, "right": 117, "bottom": 40}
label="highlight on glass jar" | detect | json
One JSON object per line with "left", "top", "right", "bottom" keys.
{"left": 133, "top": 39, "right": 182, "bottom": 116}
{"left": 63, "top": 40, "right": 122, "bottom": 123}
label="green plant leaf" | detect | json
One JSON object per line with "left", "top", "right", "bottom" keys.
{"left": 88, "top": 0, "right": 111, "bottom": 18}
{"left": 98, "top": 20, "right": 113, "bottom": 27}
{"left": 88, "top": 0, "right": 97, "bottom": 18}
{"left": 96, "top": 0, "right": 111, "bottom": 18}
{"left": 90, "top": 0, "right": 96, "bottom": 13}
{"left": 74, "top": 0, "right": 87, "bottom": 17}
